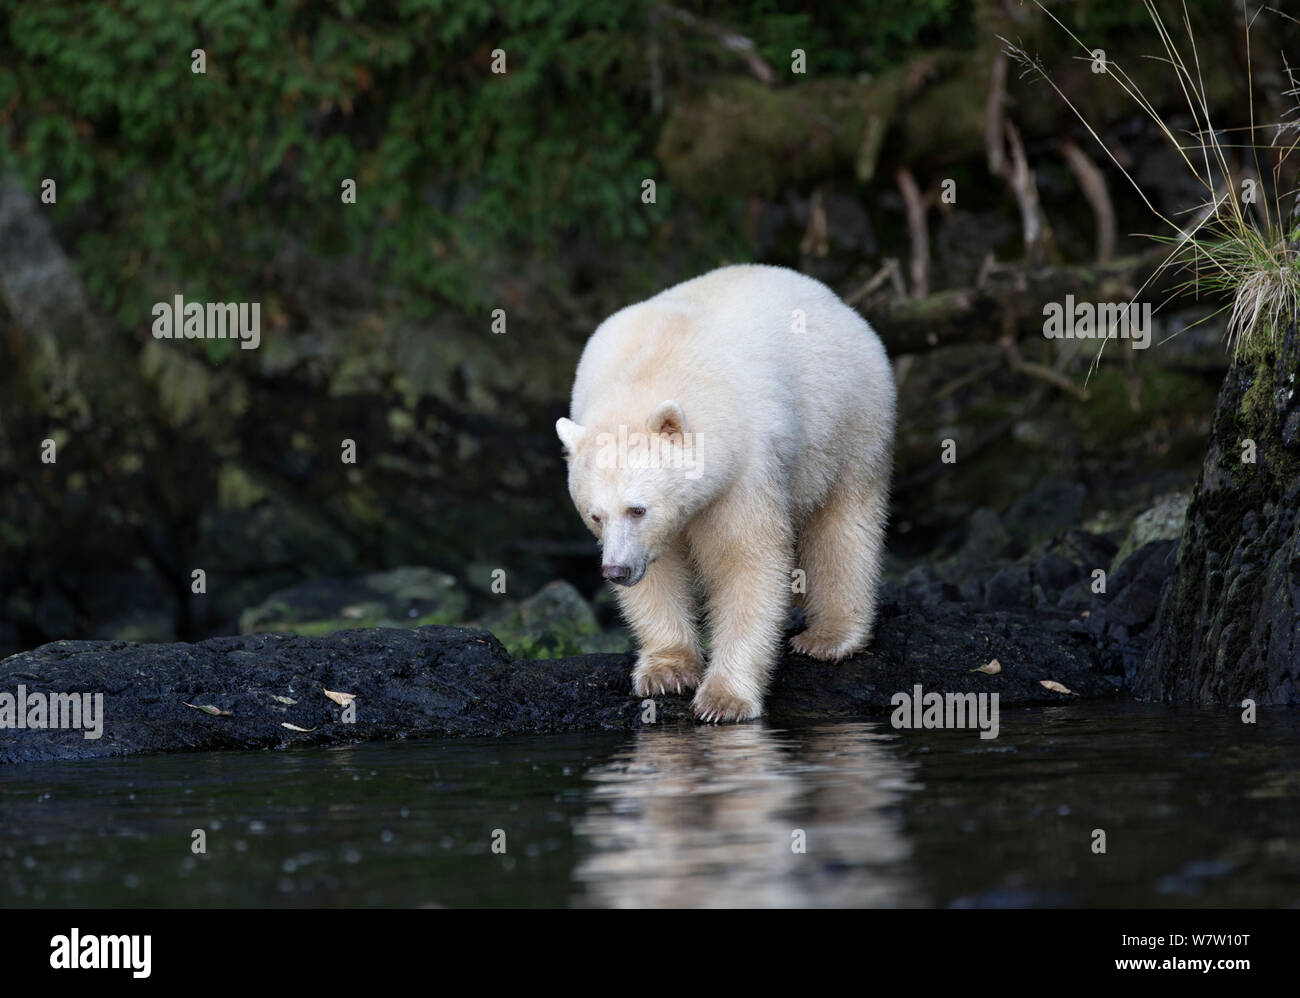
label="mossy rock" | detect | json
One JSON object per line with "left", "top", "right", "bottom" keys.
{"left": 1140, "top": 317, "right": 1300, "bottom": 704}
{"left": 472, "top": 580, "right": 632, "bottom": 660}
{"left": 1111, "top": 492, "right": 1190, "bottom": 575}
{"left": 239, "top": 566, "right": 467, "bottom": 636}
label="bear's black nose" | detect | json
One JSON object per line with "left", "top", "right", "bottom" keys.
{"left": 602, "top": 564, "right": 632, "bottom": 584}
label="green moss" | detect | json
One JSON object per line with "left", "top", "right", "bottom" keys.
{"left": 287, "top": 618, "right": 377, "bottom": 637}
{"left": 484, "top": 610, "right": 602, "bottom": 661}
{"left": 1238, "top": 357, "right": 1276, "bottom": 438}
{"left": 217, "top": 463, "right": 269, "bottom": 511}
{"left": 409, "top": 611, "right": 460, "bottom": 628}
{"left": 498, "top": 630, "right": 588, "bottom": 660}
{"left": 260, "top": 608, "right": 459, "bottom": 638}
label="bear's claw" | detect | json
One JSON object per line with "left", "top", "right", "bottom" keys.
{"left": 789, "top": 629, "right": 865, "bottom": 662}
{"left": 691, "top": 680, "right": 761, "bottom": 723}
{"left": 632, "top": 650, "right": 703, "bottom": 698}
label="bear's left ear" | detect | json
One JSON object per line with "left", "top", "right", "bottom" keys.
{"left": 556, "top": 417, "right": 585, "bottom": 455}
{"left": 649, "top": 400, "right": 687, "bottom": 438}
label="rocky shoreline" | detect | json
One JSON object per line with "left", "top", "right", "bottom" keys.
{"left": 3, "top": 527, "right": 1189, "bottom": 766}
{"left": 0, "top": 598, "right": 1119, "bottom": 765}
{"left": 1, "top": 479, "right": 1200, "bottom": 764}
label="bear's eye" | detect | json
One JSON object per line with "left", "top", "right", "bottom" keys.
{"left": 590, "top": 513, "right": 601, "bottom": 523}
{"left": 627, "top": 506, "right": 646, "bottom": 519}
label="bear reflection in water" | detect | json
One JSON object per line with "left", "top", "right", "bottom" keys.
{"left": 571, "top": 722, "right": 915, "bottom": 907}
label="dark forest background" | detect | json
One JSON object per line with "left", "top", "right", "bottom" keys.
{"left": 2, "top": 0, "right": 1297, "bottom": 661}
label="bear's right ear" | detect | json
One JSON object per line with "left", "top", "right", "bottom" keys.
{"left": 556, "top": 417, "right": 585, "bottom": 456}
{"left": 649, "top": 400, "right": 688, "bottom": 438}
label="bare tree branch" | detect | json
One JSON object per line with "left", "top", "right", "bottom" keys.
{"left": 659, "top": 5, "right": 776, "bottom": 85}
{"left": 1060, "top": 138, "right": 1117, "bottom": 262}
{"left": 895, "top": 166, "right": 930, "bottom": 297}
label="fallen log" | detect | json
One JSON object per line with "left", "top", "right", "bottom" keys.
{"left": 863, "top": 246, "right": 1196, "bottom": 355}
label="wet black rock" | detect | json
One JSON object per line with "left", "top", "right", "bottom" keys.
{"left": 1141, "top": 326, "right": 1300, "bottom": 705}
{"left": 1086, "top": 539, "right": 1179, "bottom": 686}
{"left": 1032, "top": 551, "right": 1083, "bottom": 598}
{"left": 985, "top": 564, "right": 1032, "bottom": 609}
{"left": 890, "top": 508, "right": 1168, "bottom": 690}
{"left": 0, "top": 590, "right": 1122, "bottom": 764}
{"left": 1003, "top": 478, "right": 1088, "bottom": 551}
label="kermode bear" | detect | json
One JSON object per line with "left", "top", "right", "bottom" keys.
{"left": 557, "top": 264, "right": 895, "bottom": 722}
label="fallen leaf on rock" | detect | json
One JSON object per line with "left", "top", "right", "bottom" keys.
{"left": 184, "top": 703, "right": 232, "bottom": 717}
{"left": 324, "top": 689, "right": 356, "bottom": 706}
{"left": 1040, "top": 680, "right": 1076, "bottom": 695}
{"left": 973, "top": 659, "right": 1001, "bottom": 675}
{"left": 282, "top": 722, "right": 317, "bottom": 732}
{"left": 270, "top": 695, "right": 297, "bottom": 705}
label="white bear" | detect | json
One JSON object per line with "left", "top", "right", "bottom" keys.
{"left": 556, "top": 264, "right": 895, "bottom": 722}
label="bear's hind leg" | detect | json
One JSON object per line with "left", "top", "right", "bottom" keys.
{"left": 790, "top": 469, "right": 888, "bottom": 661}
{"left": 617, "top": 539, "right": 704, "bottom": 696}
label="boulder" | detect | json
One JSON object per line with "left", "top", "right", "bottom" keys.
{"left": 1140, "top": 320, "right": 1300, "bottom": 704}
{"left": 0, "top": 589, "right": 1121, "bottom": 764}
{"left": 471, "top": 580, "right": 633, "bottom": 658}
{"left": 239, "top": 566, "right": 468, "bottom": 635}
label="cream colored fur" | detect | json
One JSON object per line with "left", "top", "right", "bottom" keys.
{"left": 557, "top": 264, "right": 895, "bottom": 722}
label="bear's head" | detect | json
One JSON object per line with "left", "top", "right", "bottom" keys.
{"left": 556, "top": 399, "right": 701, "bottom": 587}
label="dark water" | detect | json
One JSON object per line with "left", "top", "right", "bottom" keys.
{"left": 1, "top": 704, "right": 1297, "bottom": 907}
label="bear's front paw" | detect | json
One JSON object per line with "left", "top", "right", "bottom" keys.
{"left": 632, "top": 648, "right": 704, "bottom": 697}
{"left": 692, "top": 676, "right": 762, "bottom": 723}
{"left": 790, "top": 628, "right": 865, "bottom": 662}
